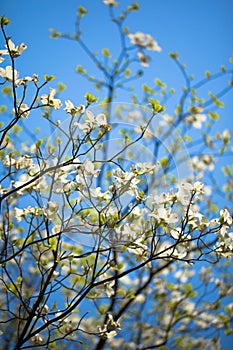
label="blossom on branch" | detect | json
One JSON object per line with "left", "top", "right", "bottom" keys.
{"left": 30, "top": 334, "right": 44, "bottom": 345}
{"left": 127, "top": 239, "right": 149, "bottom": 262}
{"left": 64, "top": 100, "right": 85, "bottom": 115}
{"left": 137, "top": 51, "right": 151, "bottom": 67}
{"left": 40, "top": 88, "right": 62, "bottom": 109}
{"left": 128, "top": 31, "right": 162, "bottom": 52}
{"left": 18, "top": 103, "right": 30, "bottom": 118}
{"left": 103, "top": 0, "right": 119, "bottom": 6}
{"left": 98, "top": 313, "right": 121, "bottom": 339}
{"left": 0, "top": 38, "right": 27, "bottom": 58}
{"left": 150, "top": 207, "right": 179, "bottom": 224}
{"left": 74, "top": 110, "right": 110, "bottom": 134}
{"left": 184, "top": 112, "right": 206, "bottom": 129}
{"left": 0, "top": 65, "right": 20, "bottom": 84}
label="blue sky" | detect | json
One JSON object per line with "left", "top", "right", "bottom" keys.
{"left": 1, "top": 0, "right": 233, "bottom": 112}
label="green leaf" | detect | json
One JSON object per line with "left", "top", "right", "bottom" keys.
{"left": 100, "top": 213, "right": 106, "bottom": 225}
{"left": 57, "top": 82, "right": 66, "bottom": 92}
{"left": 208, "top": 111, "right": 219, "bottom": 120}
{"left": 102, "top": 48, "right": 111, "bottom": 58}
{"left": 169, "top": 52, "right": 178, "bottom": 60}
{"left": 49, "top": 237, "right": 57, "bottom": 249}
{"left": 124, "top": 68, "right": 131, "bottom": 78}
{"left": 184, "top": 283, "right": 192, "bottom": 293}
{"left": 2, "top": 86, "right": 12, "bottom": 96}
{"left": 0, "top": 105, "right": 7, "bottom": 113}
{"left": 16, "top": 276, "right": 23, "bottom": 285}
{"left": 49, "top": 28, "right": 61, "bottom": 39}
{"left": 99, "top": 305, "right": 105, "bottom": 314}
{"left": 160, "top": 157, "right": 168, "bottom": 167}
{"left": 8, "top": 282, "right": 18, "bottom": 294}
{"left": 225, "top": 329, "right": 233, "bottom": 336}
{"left": 128, "top": 2, "right": 140, "bottom": 11}
{"left": 208, "top": 92, "right": 224, "bottom": 108}
{"left": 77, "top": 5, "right": 87, "bottom": 17}
{"left": 13, "top": 125, "right": 22, "bottom": 135}
{"left": 155, "top": 78, "right": 167, "bottom": 89}
{"left": 175, "top": 104, "right": 181, "bottom": 115}
{"left": 142, "top": 84, "right": 154, "bottom": 94}
{"left": 36, "top": 139, "right": 43, "bottom": 148}
{"left": 148, "top": 98, "right": 164, "bottom": 113}
{"left": 221, "top": 65, "right": 226, "bottom": 72}
{"left": 221, "top": 165, "right": 233, "bottom": 176}
{"left": 183, "top": 135, "right": 192, "bottom": 142}
{"left": 43, "top": 74, "right": 56, "bottom": 82}
{"left": 1, "top": 16, "right": 10, "bottom": 25}
{"left": 85, "top": 92, "right": 99, "bottom": 104}
{"left": 76, "top": 65, "right": 87, "bottom": 74}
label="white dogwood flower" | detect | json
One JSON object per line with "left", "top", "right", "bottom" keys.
{"left": 150, "top": 207, "right": 179, "bottom": 224}
{"left": 0, "top": 65, "right": 20, "bottom": 84}
{"left": 64, "top": 100, "right": 85, "bottom": 115}
{"left": 137, "top": 51, "right": 150, "bottom": 67}
{"left": 128, "top": 32, "right": 161, "bottom": 52}
{"left": 185, "top": 113, "right": 206, "bottom": 129}
{"left": 74, "top": 110, "right": 108, "bottom": 134}
{"left": 103, "top": 0, "right": 119, "bottom": 6}
{"left": 41, "top": 88, "right": 62, "bottom": 109}
{"left": 0, "top": 38, "right": 27, "bottom": 58}
{"left": 18, "top": 103, "right": 30, "bottom": 118}
{"left": 31, "top": 334, "right": 44, "bottom": 345}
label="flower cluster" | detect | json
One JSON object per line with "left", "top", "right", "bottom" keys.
{"left": 127, "top": 239, "right": 149, "bottom": 262}
{"left": 74, "top": 110, "right": 110, "bottom": 134}
{"left": 0, "top": 64, "right": 38, "bottom": 90}
{"left": 3, "top": 154, "right": 35, "bottom": 169}
{"left": 41, "top": 88, "right": 62, "bottom": 109}
{"left": 192, "top": 154, "right": 215, "bottom": 178}
{"left": 15, "top": 206, "right": 44, "bottom": 222}
{"left": 128, "top": 32, "right": 162, "bottom": 52}
{"left": 184, "top": 106, "right": 206, "bottom": 129}
{"left": 0, "top": 38, "right": 27, "bottom": 60}
{"left": 98, "top": 314, "right": 121, "bottom": 339}
{"left": 212, "top": 209, "right": 233, "bottom": 258}
{"left": 128, "top": 31, "right": 161, "bottom": 67}
{"left": 137, "top": 51, "right": 151, "bottom": 67}
{"left": 45, "top": 201, "right": 59, "bottom": 221}
{"left": 64, "top": 100, "right": 85, "bottom": 115}
{"left": 103, "top": 0, "right": 119, "bottom": 6}
{"left": 30, "top": 334, "right": 44, "bottom": 345}
{"left": 18, "top": 103, "right": 30, "bottom": 118}
{"left": 0, "top": 65, "right": 19, "bottom": 83}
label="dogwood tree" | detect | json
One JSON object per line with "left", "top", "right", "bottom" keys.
{"left": 0, "top": 2, "right": 233, "bottom": 349}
